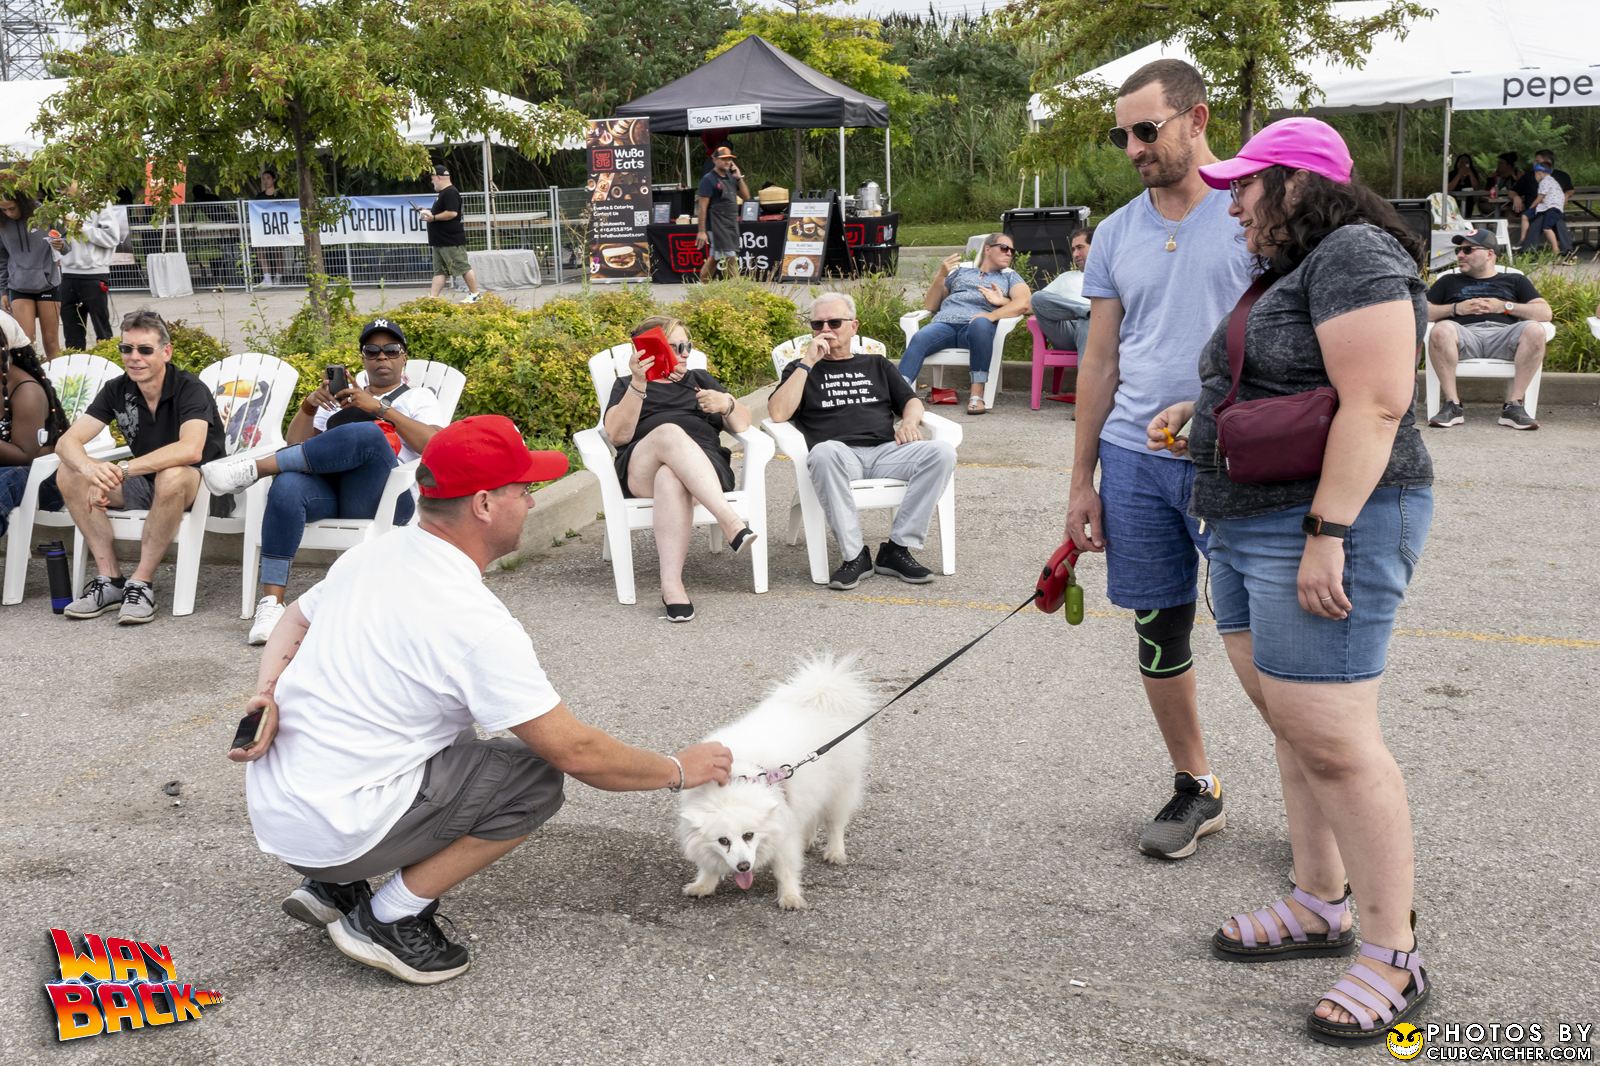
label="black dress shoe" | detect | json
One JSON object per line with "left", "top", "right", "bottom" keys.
{"left": 662, "top": 597, "right": 695, "bottom": 622}
{"left": 729, "top": 526, "right": 757, "bottom": 554}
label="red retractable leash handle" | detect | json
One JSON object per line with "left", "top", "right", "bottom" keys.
{"left": 1034, "top": 536, "right": 1086, "bottom": 624}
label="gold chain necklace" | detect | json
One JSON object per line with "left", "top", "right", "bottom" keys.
{"left": 1152, "top": 187, "right": 1209, "bottom": 252}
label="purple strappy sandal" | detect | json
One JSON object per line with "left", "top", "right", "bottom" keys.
{"left": 1211, "top": 885, "right": 1356, "bottom": 962}
{"left": 1306, "top": 928, "right": 1430, "bottom": 1045}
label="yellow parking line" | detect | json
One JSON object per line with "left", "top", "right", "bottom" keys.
{"left": 816, "top": 592, "right": 1599, "bottom": 649}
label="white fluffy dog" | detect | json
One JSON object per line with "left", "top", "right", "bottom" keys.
{"left": 678, "top": 655, "right": 872, "bottom": 910}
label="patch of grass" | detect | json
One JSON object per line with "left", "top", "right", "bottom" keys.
{"left": 898, "top": 221, "right": 998, "bottom": 247}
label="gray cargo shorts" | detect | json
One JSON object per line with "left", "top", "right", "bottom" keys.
{"left": 1452, "top": 320, "right": 1532, "bottom": 361}
{"left": 291, "top": 734, "right": 565, "bottom": 883}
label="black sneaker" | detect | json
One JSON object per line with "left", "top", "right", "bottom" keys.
{"left": 1138, "top": 772, "right": 1225, "bottom": 860}
{"left": 282, "top": 877, "right": 373, "bottom": 927}
{"left": 828, "top": 546, "right": 874, "bottom": 590}
{"left": 874, "top": 540, "right": 934, "bottom": 583}
{"left": 1428, "top": 400, "right": 1464, "bottom": 428}
{"left": 1498, "top": 401, "right": 1538, "bottom": 430}
{"left": 328, "top": 899, "right": 470, "bottom": 984}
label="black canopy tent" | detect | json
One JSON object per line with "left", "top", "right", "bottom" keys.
{"left": 615, "top": 35, "right": 892, "bottom": 204}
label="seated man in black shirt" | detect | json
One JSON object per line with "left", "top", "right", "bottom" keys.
{"left": 1424, "top": 230, "right": 1553, "bottom": 431}
{"left": 52, "top": 309, "right": 228, "bottom": 622}
{"left": 767, "top": 292, "right": 957, "bottom": 590}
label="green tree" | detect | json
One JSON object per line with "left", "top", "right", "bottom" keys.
{"left": 544, "top": 0, "right": 741, "bottom": 118}
{"left": 1006, "top": 0, "right": 1431, "bottom": 166}
{"left": 711, "top": 12, "right": 921, "bottom": 189}
{"left": 29, "top": 0, "right": 586, "bottom": 331}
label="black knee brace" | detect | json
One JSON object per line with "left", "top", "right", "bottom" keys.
{"left": 1135, "top": 602, "right": 1196, "bottom": 679}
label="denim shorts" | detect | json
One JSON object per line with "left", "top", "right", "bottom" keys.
{"left": 1208, "top": 485, "right": 1432, "bottom": 684}
{"left": 1098, "top": 441, "right": 1209, "bottom": 610}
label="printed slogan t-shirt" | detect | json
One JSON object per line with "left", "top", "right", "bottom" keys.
{"left": 778, "top": 352, "right": 915, "bottom": 450}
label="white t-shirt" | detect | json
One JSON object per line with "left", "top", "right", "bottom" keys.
{"left": 312, "top": 383, "right": 439, "bottom": 462}
{"left": 246, "top": 525, "right": 561, "bottom": 867}
{"left": 1534, "top": 174, "right": 1565, "bottom": 214}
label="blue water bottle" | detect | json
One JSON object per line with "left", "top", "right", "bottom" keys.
{"left": 38, "top": 541, "right": 72, "bottom": 613}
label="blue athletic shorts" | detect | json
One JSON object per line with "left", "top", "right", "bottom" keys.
{"left": 1098, "top": 441, "right": 1208, "bottom": 610}
{"left": 1208, "top": 485, "right": 1432, "bottom": 684}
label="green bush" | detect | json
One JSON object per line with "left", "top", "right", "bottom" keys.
{"left": 1525, "top": 265, "right": 1600, "bottom": 373}
{"left": 669, "top": 278, "right": 802, "bottom": 390}
{"left": 851, "top": 271, "right": 918, "bottom": 356}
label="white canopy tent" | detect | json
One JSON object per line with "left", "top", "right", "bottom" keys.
{"left": 1026, "top": 0, "right": 1598, "bottom": 201}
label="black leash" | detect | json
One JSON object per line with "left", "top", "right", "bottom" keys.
{"left": 752, "top": 591, "right": 1040, "bottom": 785}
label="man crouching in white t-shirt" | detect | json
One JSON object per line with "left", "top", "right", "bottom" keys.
{"left": 228, "top": 415, "right": 733, "bottom": 985}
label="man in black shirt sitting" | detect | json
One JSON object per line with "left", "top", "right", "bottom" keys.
{"left": 52, "top": 310, "right": 228, "bottom": 622}
{"left": 1424, "top": 230, "right": 1553, "bottom": 431}
{"left": 768, "top": 292, "right": 957, "bottom": 589}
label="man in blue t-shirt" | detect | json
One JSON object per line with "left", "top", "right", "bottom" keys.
{"left": 1064, "top": 59, "right": 1253, "bottom": 860}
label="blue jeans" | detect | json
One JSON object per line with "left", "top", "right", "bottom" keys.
{"left": 1209, "top": 485, "right": 1432, "bottom": 683}
{"left": 898, "top": 318, "right": 997, "bottom": 384}
{"left": 0, "top": 466, "right": 63, "bottom": 540}
{"left": 259, "top": 423, "right": 414, "bottom": 588}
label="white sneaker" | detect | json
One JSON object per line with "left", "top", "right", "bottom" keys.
{"left": 248, "top": 597, "right": 287, "bottom": 646}
{"left": 258, "top": 275, "right": 274, "bottom": 289}
{"left": 202, "top": 454, "right": 262, "bottom": 496}
{"left": 459, "top": 292, "right": 481, "bottom": 304}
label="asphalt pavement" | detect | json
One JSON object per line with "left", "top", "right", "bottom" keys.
{"left": 3, "top": 375, "right": 1598, "bottom": 1064}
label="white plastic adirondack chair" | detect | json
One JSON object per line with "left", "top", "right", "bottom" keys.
{"left": 899, "top": 234, "right": 1025, "bottom": 411}
{"left": 761, "top": 335, "right": 962, "bottom": 584}
{"left": 573, "top": 343, "right": 773, "bottom": 605}
{"left": 1423, "top": 267, "right": 1553, "bottom": 419}
{"left": 769, "top": 333, "right": 886, "bottom": 374}
{"left": 2, "top": 353, "right": 122, "bottom": 605}
{"left": 67, "top": 353, "right": 300, "bottom": 617}
{"left": 241, "top": 359, "right": 466, "bottom": 617}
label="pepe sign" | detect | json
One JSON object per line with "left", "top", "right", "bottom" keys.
{"left": 586, "top": 116, "right": 652, "bottom": 283}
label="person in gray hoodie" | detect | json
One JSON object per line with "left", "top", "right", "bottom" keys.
{"left": 54, "top": 184, "right": 127, "bottom": 351}
{"left": 0, "top": 193, "right": 63, "bottom": 359}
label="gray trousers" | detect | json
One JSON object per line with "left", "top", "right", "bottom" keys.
{"left": 806, "top": 439, "right": 957, "bottom": 560}
{"left": 1031, "top": 289, "right": 1090, "bottom": 352}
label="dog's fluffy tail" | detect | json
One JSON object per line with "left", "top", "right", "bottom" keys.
{"left": 766, "top": 652, "right": 875, "bottom": 724}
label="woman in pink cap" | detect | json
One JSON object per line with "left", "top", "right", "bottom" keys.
{"left": 1146, "top": 116, "right": 1435, "bottom": 1044}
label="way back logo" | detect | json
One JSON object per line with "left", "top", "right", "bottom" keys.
{"left": 44, "top": 928, "right": 223, "bottom": 1041}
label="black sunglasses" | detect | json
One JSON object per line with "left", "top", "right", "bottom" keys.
{"left": 808, "top": 318, "right": 851, "bottom": 331}
{"left": 361, "top": 343, "right": 405, "bottom": 358}
{"left": 670, "top": 340, "right": 692, "bottom": 356}
{"left": 117, "top": 343, "right": 159, "bottom": 356}
{"left": 1107, "top": 104, "right": 1196, "bottom": 150}
{"left": 989, "top": 244, "right": 1016, "bottom": 255}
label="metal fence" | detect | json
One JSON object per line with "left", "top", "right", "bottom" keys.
{"left": 108, "top": 187, "right": 590, "bottom": 293}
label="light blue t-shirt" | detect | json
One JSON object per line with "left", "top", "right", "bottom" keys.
{"left": 934, "top": 266, "right": 1026, "bottom": 326}
{"left": 1081, "top": 189, "right": 1254, "bottom": 459}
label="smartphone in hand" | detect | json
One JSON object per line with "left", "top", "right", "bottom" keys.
{"left": 326, "top": 364, "right": 350, "bottom": 397}
{"left": 229, "top": 708, "right": 266, "bottom": 752}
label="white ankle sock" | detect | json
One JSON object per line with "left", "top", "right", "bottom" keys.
{"left": 371, "top": 872, "right": 433, "bottom": 924}
{"left": 1192, "top": 773, "right": 1218, "bottom": 797}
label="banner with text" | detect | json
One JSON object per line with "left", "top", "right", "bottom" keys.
{"left": 780, "top": 198, "right": 834, "bottom": 282}
{"left": 1453, "top": 68, "right": 1600, "bottom": 111}
{"left": 246, "top": 196, "right": 434, "bottom": 248}
{"left": 586, "top": 116, "right": 652, "bottom": 282}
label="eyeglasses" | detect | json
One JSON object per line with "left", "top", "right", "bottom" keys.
{"left": 989, "top": 244, "right": 1016, "bottom": 255}
{"left": 361, "top": 343, "right": 405, "bottom": 359}
{"left": 1107, "top": 104, "right": 1196, "bottom": 150}
{"left": 1228, "top": 176, "right": 1259, "bottom": 204}
{"left": 117, "top": 343, "right": 159, "bottom": 356}
{"left": 808, "top": 318, "right": 851, "bottom": 331}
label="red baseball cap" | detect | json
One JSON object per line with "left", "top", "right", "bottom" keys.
{"left": 1199, "top": 117, "right": 1354, "bottom": 190}
{"left": 418, "top": 415, "right": 568, "bottom": 498}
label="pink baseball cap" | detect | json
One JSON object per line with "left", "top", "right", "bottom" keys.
{"left": 1199, "top": 117, "right": 1353, "bottom": 190}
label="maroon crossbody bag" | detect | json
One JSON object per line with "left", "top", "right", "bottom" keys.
{"left": 1212, "top": 274, "right": 1339, "bottom": 484}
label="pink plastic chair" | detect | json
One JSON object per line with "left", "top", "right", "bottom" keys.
{"left": 1026, "top": 317, "right": 1078, "bottom": 410}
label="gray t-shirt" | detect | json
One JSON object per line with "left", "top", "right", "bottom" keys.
{"left": 1081, "top": 189, "right": 1255, "bottom": 459}
{"left": 1188, "top": 223, "right": 1433, "bottom": 521}
{"left": 933, "top": 266, "right": 1026, "bottom": 326}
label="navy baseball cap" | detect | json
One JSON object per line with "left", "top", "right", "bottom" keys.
{"left": 359, "top": 318, "right": 408, "bottom": 347}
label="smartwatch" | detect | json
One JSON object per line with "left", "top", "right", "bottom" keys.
{"left": 377, "top": 398, "right": 393, "bottom": 418}
{"left": 1302, "top": 513, "right": 1350, "bottom": 540}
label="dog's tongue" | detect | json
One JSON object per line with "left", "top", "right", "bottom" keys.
{"left": 735, "top": 870, "right": 755, "bottom": 890}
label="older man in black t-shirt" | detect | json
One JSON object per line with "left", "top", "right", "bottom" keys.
{"left": 768, "top": 292, "right": 956, "bottom": 590}
{"left": 1424, "top": 229, "right": 1553, "bottom": 430}
{"left": 52, "top": 309, "right": 227, "bottom": 623}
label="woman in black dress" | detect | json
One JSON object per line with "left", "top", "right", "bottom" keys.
{"left": 602, "top": 316, "right": 755, "bottom": 621}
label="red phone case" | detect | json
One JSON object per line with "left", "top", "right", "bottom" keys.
{"left": 634, "top": 327, "right": 678, "bottom": 382}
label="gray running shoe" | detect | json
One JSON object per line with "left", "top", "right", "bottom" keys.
{"left": 63, "top": 575, "right": 125, "bottom": 619}
{"left": 117, "top": 580, "right": 157, "bottom": 625}
{"left": 1139, "top": 772, "right": 1226, "bottom": 860}
{"left": 1428, "top": 401, "right": 1464, "bottom": 428}
{"left": 282, "top": 878, "right": 373, "bottom": 927}
{"left": 1498, "top": 401, "right": 1538, "bottom": 430}
{"left": 828, "top": 546, "right": 874, "bottom": 591}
